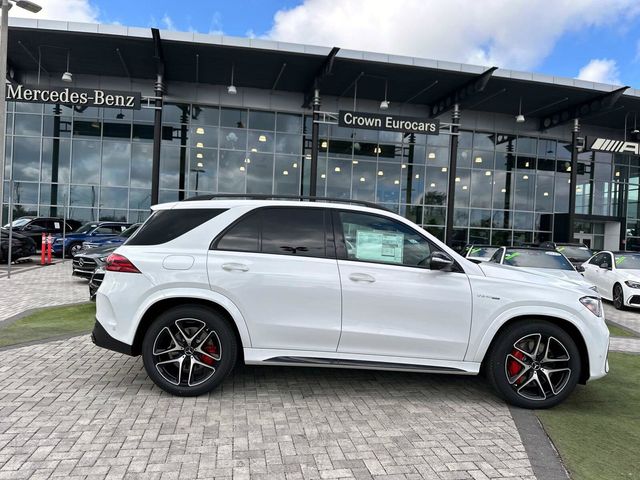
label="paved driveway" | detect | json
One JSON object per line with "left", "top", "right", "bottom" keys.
{"left": 0, "top": 336, "right": 535, "bottom": 480}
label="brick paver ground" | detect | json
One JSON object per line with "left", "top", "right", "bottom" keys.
{"left": 0, "top": 261, "right": 88, "bottom": 322}
{"left": 0, "top": 336, "right": 536, "bottom": 480}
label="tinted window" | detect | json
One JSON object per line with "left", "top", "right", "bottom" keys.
{"left": 589, "top": 253, "right": 604, "bottom": 265}
{"left": 96, "top": 227, "right": 115, "bottom": 234}
{"left": 128, "top": 209, "right": 227, "bottom": 246}
{"left": 503, "top": 249, "right": 574, "bottom": 270}
{"left": 215, "top": 212, "right": 260, "bottom": 252}
{"left": 489, "top": 249, "right": 503, "bottom": 263}
{"left": 261, "top": 208, "right": 326, "bottom": 257}
{"left": 614, "top": 254, "right": 640, "bottom": 270}
{"left": 338, "top": 211, "right": 431, "bottom": 267}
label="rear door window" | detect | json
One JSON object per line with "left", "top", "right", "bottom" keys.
{"left": 128, "top": 209, "right": 227, "bottom": 246}
{"left": 213, "top": 207, "right": 332, "bottom": 259}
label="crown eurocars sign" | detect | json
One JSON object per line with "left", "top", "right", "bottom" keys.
{"left": 6, "top": 84, "right": 142, "bottom": 109}
{"left": 338, "top": 110, "right": 439, "bottom": 135}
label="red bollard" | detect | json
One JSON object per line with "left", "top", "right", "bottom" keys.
{"left": 40, "top": 233, "right": 46, "bottom": 265}
{"left": 47, "top": 234, "right": 53, "bottom": 265}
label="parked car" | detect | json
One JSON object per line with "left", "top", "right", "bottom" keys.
{"left": 82, "top": 223, "right": 142, "bottom": 249}
{"left": 72, "top": 244, "right": 118, "bottom": 279}
{"left": 0, "top": 228, "right": 37, "bottom": 263}
{"left": 92, "top": 197, "right": 609, "bottom": 409}
{"left": 539, "top": 242, "right": 593, "bottom": 269}
{"left": 52, "top": 221, "right": 130, "bottom": 257}
{"left": 582, "top": 251, "right": 640, "bottom": 309}
{"left": 463, "top": 244, "right": 500, "bottom": 263}
{"left": 89, "top": 267, "right": 105, "bottom": 300}
{"left": 489, "top": 246, "right": 595, "bottom": 289}
{"left": 4, "top": 217, "right": 81, "bottom": 247}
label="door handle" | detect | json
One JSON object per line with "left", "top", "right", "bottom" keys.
{"left": 349, "top": 273, "right": 375, "bottom": 283}
{"left": 222, "top": 263, "right": 249, "bottom": 272}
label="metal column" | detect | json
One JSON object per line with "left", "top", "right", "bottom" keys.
{"left": 309, "top": 88, "right": 320, "bottom": 198}
{"left": 150, "top": 75, "right": 164, "bottom": 206}
{"left": 0, "top": 0, "right": 9, "bottom": 230}
{"left": 568, "top": 118, "right": 580, "bottom": 242}
{"left": 444, "top": 104, "right": 460, "bottom": 246}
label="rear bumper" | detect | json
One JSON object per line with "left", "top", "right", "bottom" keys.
{"left": 91, "top": 319, "right": 136, "bottom": 356}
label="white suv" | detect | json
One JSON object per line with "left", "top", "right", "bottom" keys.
{"left": 93, "top": 197, "right": 609, "bottom": 409}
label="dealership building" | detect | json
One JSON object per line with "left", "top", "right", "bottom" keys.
{"left": 3, "top": 17, "right": 640, "bottom": 251}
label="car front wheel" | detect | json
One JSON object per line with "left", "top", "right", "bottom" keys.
{"left": 68, "top": 242, "right": 83, "bottom": 257}
{"left": 142, "top": 305, "right": 237, "bottom": 396}
{"left": 613, "top": 283, "right": 625, "bottom": 310}
{"left": 486, "top": 320, "right": 581, "bottom": 409}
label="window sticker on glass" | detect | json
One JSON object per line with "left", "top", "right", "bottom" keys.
{"left": 616, "top": 256, "right": 625, "bottom": 265}
{"left": 504, "top": 252, "right": 520, "bottom": 261}
{"left": 470, "top": 247, "right": 481, "bottom": 255}
{"left": 557, "top": 246, "right": 565, "bottom": 252}
{"left": 54, "top": 222, "right": 60, "bottom": 229}
{"left": 355, "top": 230, "right": 404, "bottom": 263}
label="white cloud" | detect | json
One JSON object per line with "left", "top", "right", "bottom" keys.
{"left": 267, "top": 0, "right": 640, "bottom": 71}
{"left": 8, "top": 0, "right": 98, "bottom": 23}
{"left": 161, "top": 13, "right": 175, "bottom": 31}
{"left": 577, "top": 58, "right": 621, "bottom": 84}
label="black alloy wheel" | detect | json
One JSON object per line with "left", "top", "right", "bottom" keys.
{"left": 486, "top": 320, "right": 581, "bottom": 409}
{"left": 69, "top": 242, "right": 83, "bottom": 257}
{"left": 142, "top": 305, "right": 237, "bottom": 396}
{"left": 613, "top": 284, "right": 625, "bottom": 310}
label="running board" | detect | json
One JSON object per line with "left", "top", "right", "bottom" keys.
{"left": 262, "top": 356, "right": 467, "bottom": 373}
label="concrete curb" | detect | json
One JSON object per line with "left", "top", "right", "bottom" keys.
{"left": 510, "top": 406, "right": 570, "bottom": 480}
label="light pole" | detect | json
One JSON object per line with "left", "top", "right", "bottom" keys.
{"left": 0, "top": 0, "right": 42, "bottom": 231}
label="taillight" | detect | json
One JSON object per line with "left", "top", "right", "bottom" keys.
{"left": 105, "top": 253, "right": 141, "bottom": 273}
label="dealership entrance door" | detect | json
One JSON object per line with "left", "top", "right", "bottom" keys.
{"left": 554, "top": 214, "right": 623, "bottom": 251}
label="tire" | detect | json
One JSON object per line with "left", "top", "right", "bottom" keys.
{"left": 613, "top": 283, "right": 625, "bottom": 310}
{"left": 485, "top": 320, "right": 581, "bottom": 409}
{"left": 68, "top": 242, "right": 83, "bottom": 257}
{"left": 142, "top": 305, "right": 237, "bottom": 396}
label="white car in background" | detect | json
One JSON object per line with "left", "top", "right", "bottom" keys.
{"left": 464, "top": 244, "right": 500, "bottom": 263}
{"left": 489, "top": 247, "right": 596, "bottom": 290}
{"left": 582, "top": 251, "right": 640, "bottom": 309}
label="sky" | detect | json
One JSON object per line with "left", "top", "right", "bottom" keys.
{"left": 9, "top": 0, "right": 640, "bottom": 88}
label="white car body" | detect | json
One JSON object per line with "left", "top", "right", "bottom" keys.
{"left": 582, "top": 251, "right": 640, "bottom": 308}
{"left": 94, "top": 200, "right": 609, "bottom": 395}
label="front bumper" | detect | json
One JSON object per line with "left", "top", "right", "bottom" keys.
{"left": 91, "top": 319, "right": 135, "bottom": 356}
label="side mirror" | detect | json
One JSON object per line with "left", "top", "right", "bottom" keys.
{"left": 430, "top": 251, "right": 454, "bottom": 271}
{"left": 576, "top": 265, "right": 585, "bottom": 273}
{"left": 599, "top": 262, "right": 610, "bottom": 270}
{"left": 24, "top": 225, "right": 32, "bottom": 231}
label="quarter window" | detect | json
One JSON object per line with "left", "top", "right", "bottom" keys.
{"left": 337, "top": 211, "right": 432, "bottom": 267}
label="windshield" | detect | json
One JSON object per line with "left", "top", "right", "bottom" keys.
{"left": 467, "top": 246, "right": 498, "bottom": 259}
{"left": 557, "top": 245, "right": 592, "bottom": 261}
{"left": 503, "top": 249, "right": 574, "bottom": 270}
{"left": 6, "top": 218, "right": 31, "bottom": 228}
{"left": 75, "top": 223, "right": 98, "bottom": 234}
{"left": 120, "top": 224, "right": 140, "bottom": 238}
{"left": 614, "top": 254, "right": 640, "bottom": 270}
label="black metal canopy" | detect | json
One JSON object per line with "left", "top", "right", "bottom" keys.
{"left": 7, "top": 23, "right": 640, "bottom": 132}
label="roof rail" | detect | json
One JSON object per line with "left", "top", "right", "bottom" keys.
{"left": 182, "top": 194, "right": 392, "bottom": 212}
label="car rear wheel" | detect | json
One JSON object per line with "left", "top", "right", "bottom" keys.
{"left": 486, "top": 320, "right": 581, "bottom": 409}
{"left": 613, "top": 283, "right": 625, "bottom": 310}
{"left": 142, "top": 305, "right": 237, "bottom": 396}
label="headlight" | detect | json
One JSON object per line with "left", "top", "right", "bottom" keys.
{"left": 625, "top": 280, "right": 640, "bottom": 289}
{"left": 98, "top": 256, "right": 108, "bottom": 262}
{"left": 580, "top": 296, "right": 602, "bottom": 317}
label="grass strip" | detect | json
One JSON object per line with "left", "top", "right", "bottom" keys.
{"left": 537, "top": 353, "right": 640, "bottom": 480}
{"left": 607, "top": 322, "right": 638, "bottom": 338}
{"left": 0, "top": 303, "right": 95, "bottom": 348}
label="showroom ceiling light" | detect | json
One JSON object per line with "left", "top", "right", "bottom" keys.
{"left": 283, "top": 170, "right": 289, "bottom": 175}
{"left": 61, "top": 51, "right": 72, "bottom": 82}
{"left": 415, "top": 174, "right": 419, "bottom": 179}
{"left": 360, "top": 177, "right": 366, "bottom": 182}
{"left": 394, "top": 180, "right": 400, "bottom": 185}
{"left": 196, "top": 142, "right": 204, "bottom": 148}
{"left": 430, "top": 183, "right": 436, "bottom": 188}
{"left": 378, "top": 170, "right": 384, "bottom": 176}
{"left": 475, "top": 156, "right": 482, "bottom": 163}
{"left": 227, "top": 64, "right": 237, "bottom": 94}
{"left": 515, "top": 97, "right": 525, "bottom": 123}
{"left": 380, "top": 79, "right": 390, "bottom": 110}
{"left": 196, "top": 162, "right": 204, "bottom": 168}
{"left": 196, "top": 153, "right": 203, "bottom": 159}
{"left": 258, "top": 135, "right": 267, "bottom": 142}
{"left": 428, "top": 152, "right": 436, "bottom": 159}
{"left": 196, "top": 127, "right": 205, "bottom": 134}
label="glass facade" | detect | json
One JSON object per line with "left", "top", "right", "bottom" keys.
{"left": 1, "top": 98, "right": 636, "bottom": 250}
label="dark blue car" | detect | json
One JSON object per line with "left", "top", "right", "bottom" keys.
{"left": 52, "top": 221, "right": 130, "bottom": 257}
{"left": 81, "top": 223, "right": 142, "bottom": 250}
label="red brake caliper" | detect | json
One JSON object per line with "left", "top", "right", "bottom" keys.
{"left": 508, "top": 350, "right": 526, "bottom": 384}
{"left": 200, "top": 343, "right": 218, "bottom": 366}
